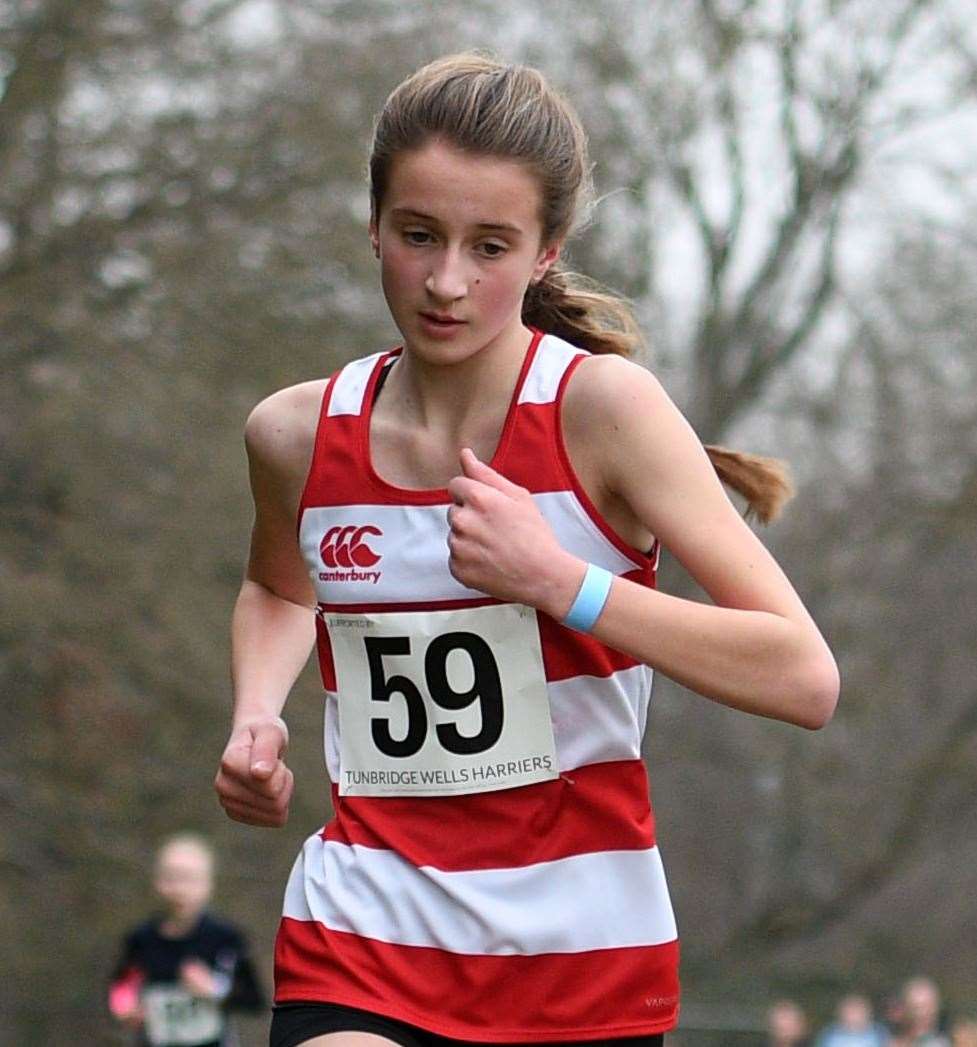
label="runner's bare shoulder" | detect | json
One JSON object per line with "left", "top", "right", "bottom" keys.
{"left": 244, "top": 380, "right": 328, "bottom": 493}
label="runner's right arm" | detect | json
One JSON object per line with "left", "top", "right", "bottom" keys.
{"left": 215, "top": 384, "right": 324, "bottom": 827}
{"left": 108, "top": 929, "right": 145, "bottom": 1026}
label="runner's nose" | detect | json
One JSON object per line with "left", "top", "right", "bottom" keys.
{"left": 425, "top": 249, "right": 467, "bottom": 303}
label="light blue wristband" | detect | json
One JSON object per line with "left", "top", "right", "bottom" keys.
{"left": 563, "top": 563, "right": 614, "bottom": 633}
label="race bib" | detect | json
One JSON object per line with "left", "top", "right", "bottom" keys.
{"left": 141, "top": 985, "right": 223, "bottom": 1046}
{"left": 329, "top": 603, "right": 558, "bottom": 797}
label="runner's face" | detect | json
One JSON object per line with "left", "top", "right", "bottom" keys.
{"left": 370, "top": 139, "right": 560, "bottom": 365}
{"left": 154, "top": 842, "right": 213, "bottom": 918}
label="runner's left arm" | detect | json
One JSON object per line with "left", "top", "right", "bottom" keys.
{"left": 447, "top": 356, "right": 838, "bottom": 729}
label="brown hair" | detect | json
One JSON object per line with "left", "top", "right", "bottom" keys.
{"left": 370, "top": 53, "right": 792, "bottom": 522}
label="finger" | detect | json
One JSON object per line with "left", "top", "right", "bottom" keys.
{"left": 446, "top": 476, "right": 485, "bottom": 508}
{"left": 217, "top": 745, "right": 254, "bottom": 787}
{"left": 241, "top": 756, "right": 290, "bottom": 798}
{"left": 446, "top": 534, "right": 476, "bottom": 571}
{"left": 263, "top": 758, "right": 291, "bottom": 796}
{"left": 250, "top": 720, "right": 288, "bottom": 778}
{"left": 459, "top": 448, "right": 523, "bottom": 496}
{"left": 219, "top": 768, "right": 292, "bottom": 824}
{"left": 216, "top": 773, "right": 287, "bottom": 810}
{"left": 447, "top": 504, "right": 477, "bottom": 536}
{"left": 221, "top": 800, "right": 288, "bottom": 827}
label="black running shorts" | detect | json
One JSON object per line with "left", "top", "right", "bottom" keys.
{"left": 270, "top": 1002, "right": 666, "bottom": 1047}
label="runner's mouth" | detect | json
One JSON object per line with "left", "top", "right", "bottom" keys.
{"left": 420, "top": 313, "right": 465, "bottom": 326}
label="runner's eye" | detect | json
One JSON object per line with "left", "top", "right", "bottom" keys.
{"left": 477, "top": 241, "right": 508, "bottom": 258}
{"left": 404, "top": 229, "right": 433, "bottom": 246}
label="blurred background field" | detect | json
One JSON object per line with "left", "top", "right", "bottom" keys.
{"left": 2, "top": 1, "right": 976, "bottom": 1044}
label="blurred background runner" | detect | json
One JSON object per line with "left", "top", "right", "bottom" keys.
{"left": 108, "top": 833, "right": 266, "bottom": 1047}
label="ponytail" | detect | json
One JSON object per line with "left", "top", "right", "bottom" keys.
{"left": 522, "top": 266, "right": 641, "bottom": 356}
{"left": 524, "top": 267, "right": 795, "bottom": 523}
{"left": 701, "top": 445, "right": 794, "bottom": 524}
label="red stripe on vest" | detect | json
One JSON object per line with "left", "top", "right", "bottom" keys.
{"left": 300, "top": 412, "right": 364, "bottom": 513}
{"left": 537, "top": 610, "right": 642, "bottom": 681}
{"left": 500, "top": 400, "right": 568, "bottom": 493}
{"left": 274, "top": 918, "right": 680, "bottom": 1042}
{"left": 323, "top": 758, "right": 655, "bottom": 870}
{"left": 314, "top": 616, "right": 336, "bottom": 692}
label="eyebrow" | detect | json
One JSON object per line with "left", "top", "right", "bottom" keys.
{"left": 390, "top": 208, "right": 524, "bottom": 234}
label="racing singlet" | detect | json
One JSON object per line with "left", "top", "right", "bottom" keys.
{"left": 274, "top": 330, "right": 680, "bottom": 1041}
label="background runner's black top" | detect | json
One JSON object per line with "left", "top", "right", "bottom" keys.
{"left": 111, "top": 912, "right": 265, "bottom": 1047}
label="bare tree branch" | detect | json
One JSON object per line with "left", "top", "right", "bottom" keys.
{"left": 724, "top": 677, "right": 977, "bottom": 950}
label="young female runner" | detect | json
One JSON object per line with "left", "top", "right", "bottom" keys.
{"left": 214, "top": 53, "right": 839, "bottom": 1047}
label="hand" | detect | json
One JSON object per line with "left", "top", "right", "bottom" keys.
{"left": 179, "top": 959, "right": 219, "bottom": 998}
{"left": 108, "top": 970, "right": 144, "bottom": 1027}
{"left": 446, "top": 449, "right": 584, "bottom": 615}
{"left": 119, "top": 1004, "right": 144, "bottom": 1029}
{"left": 215, "top": 716, "right": 293, "bottom": 827}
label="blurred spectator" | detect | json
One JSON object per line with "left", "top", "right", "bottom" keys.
{"left": 814, "top": 993, "right": 887, "bottom": 1047}
{"left": 888, "top": 977, "right": 949, "bottom": 1047}
{"left": 108, "top": 832, "right": 265, "bottom": 1047}
{"left": 768, "top": 999, "right": 811, "bottom": 1047}
{"left": 949, "top": 1019, "right": 977, "bottom": 1047}
{"left": 884, "top": 992, "right": 909, "bottom": 1042}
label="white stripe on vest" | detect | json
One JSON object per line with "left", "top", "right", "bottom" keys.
{"left": 283, "top": 834, "right": 677, "bottom": 955}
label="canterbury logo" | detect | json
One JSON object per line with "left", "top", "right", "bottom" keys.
{"left": 320, "top": 525, "right": 383, "bottom": 568}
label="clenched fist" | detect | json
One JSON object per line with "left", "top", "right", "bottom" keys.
{"left": 215, "top": 717, "right": 293, "bottom": 827}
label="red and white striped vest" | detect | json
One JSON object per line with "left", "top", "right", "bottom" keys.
{"left": 275, "top": 330, "right": 680, "bottom": 1040}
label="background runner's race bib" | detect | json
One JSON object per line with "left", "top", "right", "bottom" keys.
{"left": 141, "top": 985, "right": 223, "bottom": 1046}
{"left": 329, "top": 604, "right": 558, "bottom": 797}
